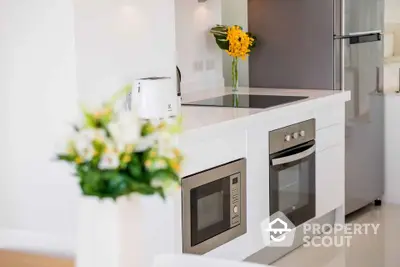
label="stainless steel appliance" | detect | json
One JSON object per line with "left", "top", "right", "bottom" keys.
{"left": 269, "top": 119, "right": 316, "bottom": 226}
{"left": 249, "top": 0, "right": 384, "bottom": 215}
{"left": 181, "top": 159, "right": 247, "bottom": 255}
{"left": 183, "top": 94, "right": 308, "bottom": 109}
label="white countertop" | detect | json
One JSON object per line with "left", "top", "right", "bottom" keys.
{"left": 180, "top": 87, "right": 350, "bottom": 135}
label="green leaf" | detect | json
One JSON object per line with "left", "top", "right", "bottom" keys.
{"left": 129, "top": 180, "right": 157, "bottom": 195}
{"left": 215, "top": 38, "right": 229, "bottom": 50}
{"left": 248, "top": 32, "right": 257, "bottom": 50}
{"left": 156, "top": 187, "right": 166, "bottom": 200}
{"left": 80, "top": 169, "right": 105, "bottom": 196}
{"left": 149, "top": 169, "right": 180, "bottom": 185}
{"left": 57, "top": 154, "right": 75, "bottom": 163}
{"left": 104, "top": 172, "right": 130, "bottom": 198}
{"left": 127, "top": 155, "right": 143, "bottom": 179}
{"left": 141, "top": 121, "right": 155, "bottom": 136}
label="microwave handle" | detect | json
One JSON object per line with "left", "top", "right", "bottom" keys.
{"left": 271, "top": 144, "right": 316, "bottom": 166}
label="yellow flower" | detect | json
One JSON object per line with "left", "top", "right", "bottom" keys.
{"left": 125, "top": 144, "right": 135, "bottom": 154}
{"left": 226, "top": 26, "right": 254, "bottom": 59}
{"left": 145, "top": 160, "right": 152, "bottom": 168}
{"left": 172, "top": 149, "right": 179, "bottom": 158}
{"left": 75, "top": 157, "right": 83, "bottom": 164}
{"left": 171, "top": 161, "right": 181, "bottom": 173}
{"left": 150, "top": 150, "right": 157, "bottom": 158}
{"left": 122, "top": 154, "right": 131, "bottom": 164}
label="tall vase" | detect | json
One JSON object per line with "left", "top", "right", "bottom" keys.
{"left": 76, "top": 195, "right": 177, "bottom": 267}
{"left": 232, "top": 57, "right": 239, "bottom": 93}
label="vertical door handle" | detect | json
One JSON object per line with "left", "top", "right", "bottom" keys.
{"left": 376, "top": 67, "right": 381, "bottom": 93}
{"left": 397, "top": 69, "right": 400, "bottom": 93}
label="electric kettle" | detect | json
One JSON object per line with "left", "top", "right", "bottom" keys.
{"left": 132, "top": 77, "right": 178, "bottom": 119}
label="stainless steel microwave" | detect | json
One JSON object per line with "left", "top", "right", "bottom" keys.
{"left": 181, "top": 158, "right": 247, "bottom": 255}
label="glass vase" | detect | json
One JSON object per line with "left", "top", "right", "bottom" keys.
{"left": 232, "top": 57, "right": 239, "bottom": 93}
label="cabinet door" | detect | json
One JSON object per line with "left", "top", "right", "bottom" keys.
{"left": 316, "top": 145, "right": 345, "bottom": 217}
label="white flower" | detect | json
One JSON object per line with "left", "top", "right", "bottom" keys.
{"left": 74, "top": 132, "right": 96, "bottom": 161}
{"left": 157, "top": 132, "right": 176, "bottom": 158}
{"left": 135, "top": 134, "right": 157, "bottom": 152}
{"left": 81, "top": 129, "right": 107, "bottom": 142}
{"left": 98, "top": 151, "right": 120, "bottom": 170}
{"left": 108, "top": 111, "right": 141, "bottom": 151}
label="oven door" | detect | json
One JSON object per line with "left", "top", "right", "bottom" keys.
{"left": 269, "top": 140, "right": 316, "bottom": 226}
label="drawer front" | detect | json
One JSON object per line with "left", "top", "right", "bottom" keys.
{"left": 316, "top": 124, "right": 345, "bottom": 152}
{"left": 315, "top": 104, "right": 345, "bottom": 130}
{"left": 179, "top": 131, "right": 247, "bottom": 177}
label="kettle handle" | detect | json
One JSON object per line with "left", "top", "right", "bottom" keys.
{"left": 125, "top": 82, "right": 141, "bottom": 111}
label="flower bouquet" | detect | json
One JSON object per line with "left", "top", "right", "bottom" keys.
{"left": 210, "top": 25, "right": 256, "bottom": 93}
{"left": 57, "top": 85, "right": 183, "bottom": 200}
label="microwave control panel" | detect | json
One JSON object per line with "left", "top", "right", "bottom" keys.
{"left": 230, "top": 173, "right": 241, "bottom": 227}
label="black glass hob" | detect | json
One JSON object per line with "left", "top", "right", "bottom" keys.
{"left": 182, "top": 94, "right": 308, "bottom": 109}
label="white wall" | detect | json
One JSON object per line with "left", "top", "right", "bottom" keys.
{"left": 221, "top": 0, "right": 249, "bottom": 87}
{"left": 175, "top": 0, "right": 224, "bottom": 92}
{"left": 74, "top": 0, "right": 177, "bottom": 105}
{"left": 0, "top": 0, "right": 178, "bottom": 256}
{"left": 0, "top": 0, "right": 80, "bottom": 255}
{"left": 385, "top": 0, "right": 400, "bottom": 23}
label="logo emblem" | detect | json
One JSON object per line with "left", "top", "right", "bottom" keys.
{"left": 261, "top": 211, "right": 296, "bottom": 247}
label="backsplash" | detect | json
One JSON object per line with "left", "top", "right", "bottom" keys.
{"left": 74, "top": 0, "right": 177, "bottom": 105}
{"left": 175, "top": 0, "right": 224, "bottom": 92}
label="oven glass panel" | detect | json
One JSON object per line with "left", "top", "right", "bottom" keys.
{"left": 278, "top": 161, "right": 311, "bottom": 213}
{"left": 190, "top": 176, "right": 231, "bottom": 246}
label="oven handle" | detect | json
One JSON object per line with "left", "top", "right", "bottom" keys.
{"left": 271, "top": 144, "right": 316, "bottom": 166}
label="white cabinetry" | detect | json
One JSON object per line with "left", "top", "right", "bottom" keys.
{"left": 316, "top": 144, "right": 345, "bottom": 217}
{"left": 315, "top": 105, "right": 346, "bottom": 218}
{"left": 245, "top": 125, "right": 271, "bottom": 250}
{"left": 179, "top": 130, "right": 247, "bottom": 177}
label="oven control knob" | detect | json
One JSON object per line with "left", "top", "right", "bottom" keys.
{"left": 300, "top": 130, "right": 306, "bottom": 137}
{"left": 292, "top": 132, "right": 299, "bottom": 139}
{"left": 233, "top": 206, "right": 238, "bottom": 213}
{"left": 284, "top": 135, "right": 291, "bottom": 142}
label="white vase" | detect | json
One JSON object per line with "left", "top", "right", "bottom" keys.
{"left": 75, "top": 194, "right": 178, "bottom": 267}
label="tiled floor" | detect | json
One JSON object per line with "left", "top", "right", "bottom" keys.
{"left": 2, "top": 204, "right": 400, "bottom": 267}
{"left": 274, "top": 204, "right": 400, "bottom": 267}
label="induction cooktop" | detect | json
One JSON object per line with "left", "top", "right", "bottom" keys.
{"left": 182, "top": 94, "right": 308, "bottom": 109}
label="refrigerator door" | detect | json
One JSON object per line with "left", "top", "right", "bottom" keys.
{"left": 248, "top": 0, "right": 334, "bottom": 89}
{"left": 344, "top": 0, "right": 384, "bottom": 34}
{"left": 343, "top": 35, "right": 384, "bottom": 215}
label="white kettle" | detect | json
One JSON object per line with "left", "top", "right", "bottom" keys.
{"left": 131, "top": 77, "right": 178, "bottom": 119}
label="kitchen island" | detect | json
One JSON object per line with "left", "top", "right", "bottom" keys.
{"left": 176, "top": 87, "right": 350, "bottom": 262}
{"left": 77, "top": 87, "right": 350, "bottom": 267}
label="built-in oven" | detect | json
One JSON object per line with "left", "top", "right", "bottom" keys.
{"left": 181, "top": 158, "right": 247, "bottom": 255}
{"left": 269, "top": 119, "right": 316, "bottom": 227}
